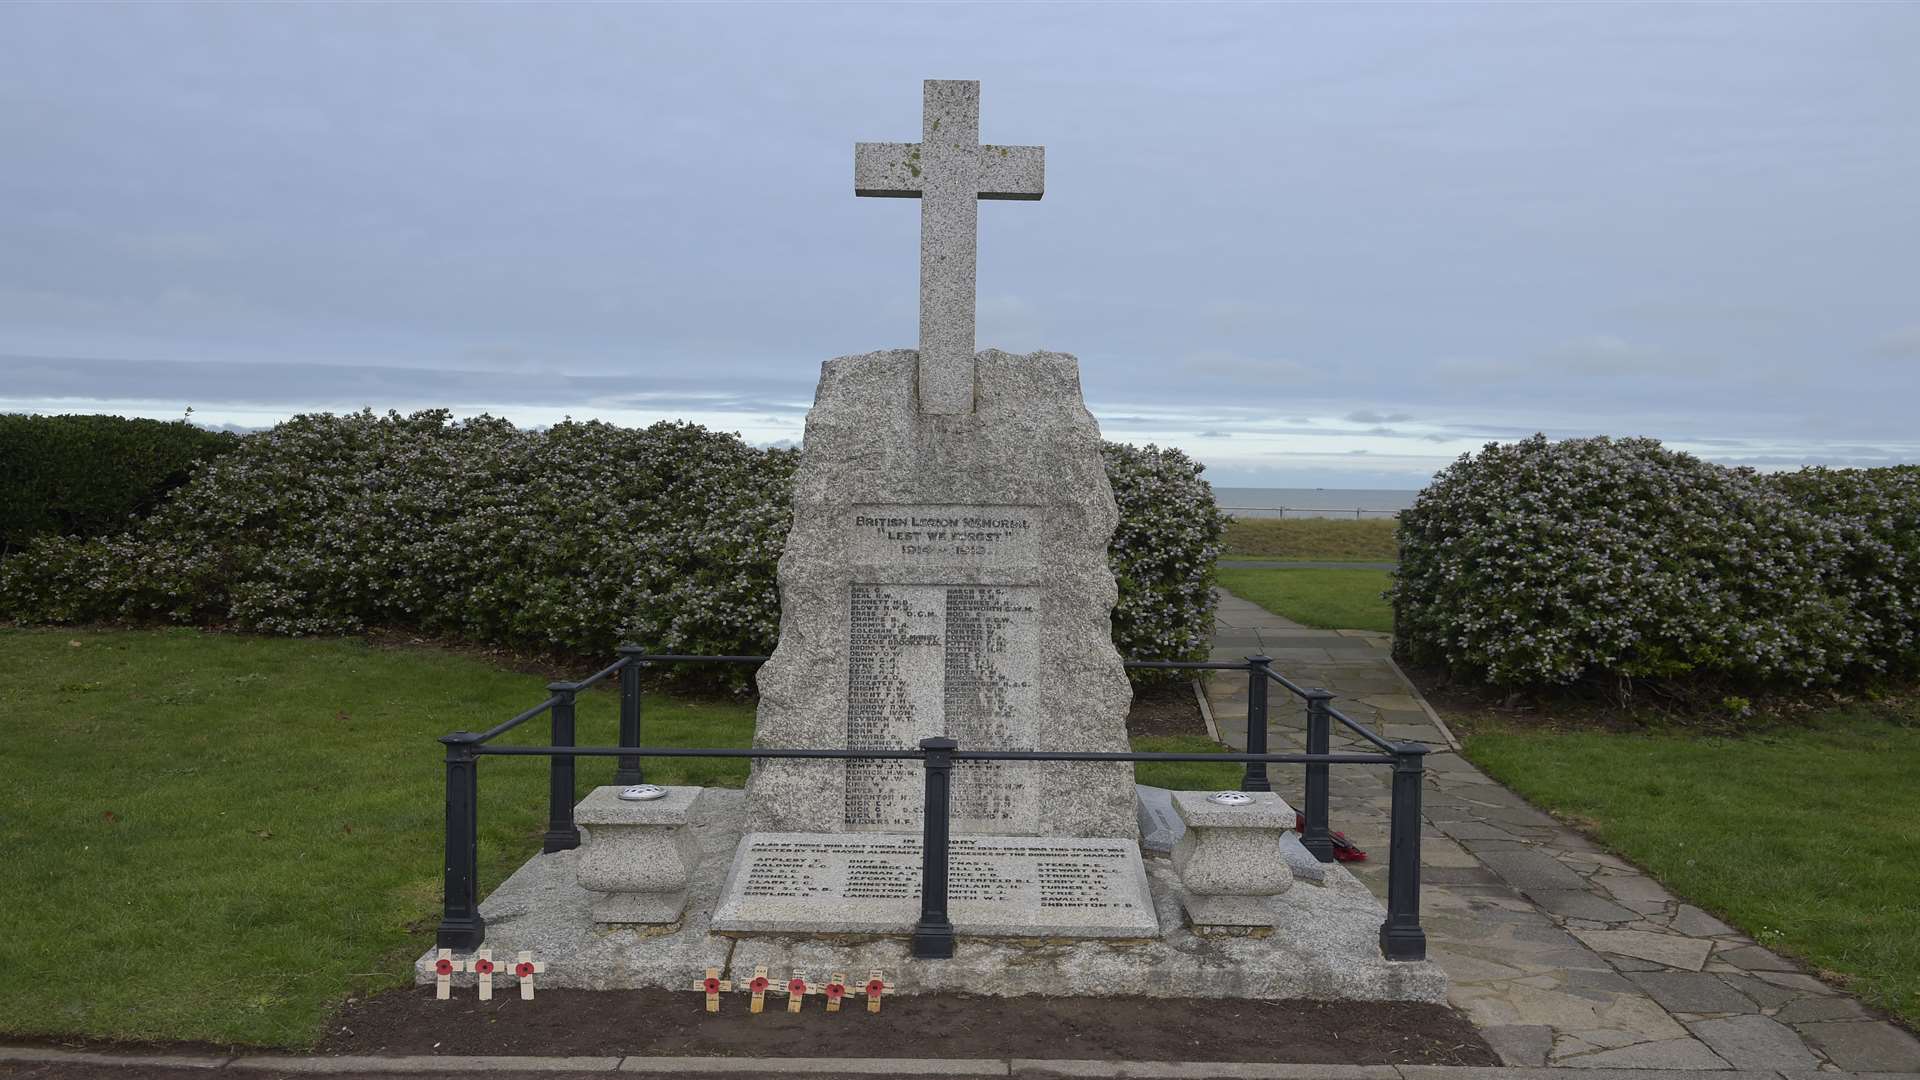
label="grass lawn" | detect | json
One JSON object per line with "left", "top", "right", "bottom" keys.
{"left": 1131, "top": 734, "right": 1244, "bottom": 792}
{"left": 1464, "top": 707, "right": 1920, "bottom": 1028}
{"left": 0, "top": 627, "right": 756, "bottom": 1048}
{"left": 1215, "top": 567, "right": 1394, "bottom": 632}
{"left": 1222, "top": 517, "right": 1399, "bottom": 561}
{"left": 1, "top": 627, "right": 1239, "bottom": 1047}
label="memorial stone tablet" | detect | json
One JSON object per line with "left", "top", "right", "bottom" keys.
{"left": 712, "top": 832, "right": 1159, "bottom": 938}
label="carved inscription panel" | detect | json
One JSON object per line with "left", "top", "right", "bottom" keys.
{"left": 845, "top": 583, "right": 1038, "bottom": 833}
{"left": 847, "top": 505, "right": 1038, "bottom": 568}
{"left": 711, "top": 833, "right": 1160, "bottom": 938}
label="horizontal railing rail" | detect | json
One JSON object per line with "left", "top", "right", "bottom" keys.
{"left": 435, "top": 648, "right": 1428, "bottom": 968}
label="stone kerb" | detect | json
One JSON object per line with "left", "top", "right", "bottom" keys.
{"left": 574, "top": 786, "right": 702, "bottom": 925}
{"left": 1171, "top": 790, "right": 1298, "bottom": 928}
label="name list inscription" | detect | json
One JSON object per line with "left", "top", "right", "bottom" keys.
{"left": 710, "top": 833, "right": 1160, "bottom": 938}
{"left": 845, "top": 583, "right": 1038, "bottom": 833}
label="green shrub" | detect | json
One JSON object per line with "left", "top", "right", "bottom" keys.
{"left": 1104, "top": 442, "right": 1229, "bottom": 679}
{"left": 0, "top": 414, "right": 238, "bottom": 554}
{"left": 1, "top": 410, "right": 1224, "bottom": 680}
{"left": 1392, "top": 435, "right": 1917, "bottom": 689}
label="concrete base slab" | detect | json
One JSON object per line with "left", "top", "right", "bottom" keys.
{"left": 591, "top": 890, "right": 686, "bottom": 925}
{"left": 414, "top": 790, "right": 1444, "bottom": 1002}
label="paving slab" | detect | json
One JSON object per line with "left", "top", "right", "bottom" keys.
{"left": 1795, "top": 1022, "right": 1920, "bottom": 1073}
{"left": 1625, "top": 972, "right": 1758, "bottom": 1014}
{"left": 1476, "top": 1024, "right": 1556, "bottom": 1066}
{"left": 1571, "top": 930, "right": 1713, "bottom": 971}
{"left": 1551, "top": 1036, "right": 1730, "bottom": 1069}
{"left": 1686, "top": 1014, "right": 1822, "bottom": 1069}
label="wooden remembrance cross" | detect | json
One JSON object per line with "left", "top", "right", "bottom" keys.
{"left": 856, "top": 79, "right": 1045, "bottom": 415}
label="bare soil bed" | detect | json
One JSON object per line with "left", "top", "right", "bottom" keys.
{"left": 1125, "top": 682, "right": 1209, "bottom": 739}
{"left": 316, "top": 986, "right": 1498, "bottom": 1065}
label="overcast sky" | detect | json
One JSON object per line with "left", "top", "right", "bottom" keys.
{"left": 3, "top": 3, "right": 1915, "bottom": 488}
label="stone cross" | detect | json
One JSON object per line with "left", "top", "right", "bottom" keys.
{"left": 856, "top": 79, "right": 1044, "bottom": 415}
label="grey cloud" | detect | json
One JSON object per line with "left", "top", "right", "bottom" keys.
{"left": 1875, "top": 327, "right": 1920, "bottom": 360}
{"left": 1, "top": 2, "right": 1915, "bottom": 486}
{"left": 0, "top": 354, "right": 817, "bottom": 415}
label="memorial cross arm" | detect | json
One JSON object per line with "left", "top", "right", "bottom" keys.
{"left": 853, "top": 141, "right": 1045, "bottom": 200}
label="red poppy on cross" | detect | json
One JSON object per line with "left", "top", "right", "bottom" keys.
{"left": 823, "top": 972, "right": 849, "bottom": 1013}
{"left": 857, "top": 969, "right": 893, "bottom": 1014}
{"left": 693, "top": 968, "right": 732, "bottom": 1013}
{"left": 467, "top": 949, "right": 497, "bottom": 1001}
{"left": 747, "top": 966, "right": 771, "bottom": 1014}
{"left": 433, "top": 949, "right": 457, "bottom": 1001}
{"left": 774, "top": 970, "right": 813, "bottom": 1013}
{"left": 510, "top": 951, "right": 545, "bottom": 1000}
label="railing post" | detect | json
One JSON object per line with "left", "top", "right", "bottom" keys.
{"left": 436, "top": 732, "right": 486, "bottom": 950}
{"left": 1380, "top": 740, "right": 1429, "bottom": 962}
{"left": 542, "top": 683, "right": 581, "bottom": 853}
{"left": 1241, "top": 656, "right": 1272, "bottom": 793}
{"left": 1302, "top": 688, "right": 1336, "bottom": 862}
{"left": 913, "top": 736, "right": 957, "bottom": 959}
{"left": 614, "top": 647, "right": 645, "bottom": 786}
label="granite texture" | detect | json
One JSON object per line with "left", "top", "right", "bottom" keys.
{"left": 574, "top": 786, "right": 703, "bottom": 925}
{"left": 1171, "top": 790, "right": 1296, "bottom": 928}
{"left": 854, "top": 79, "right": 1043, "bottom": 415}
{"left": 1171, "top": 789, "right": 1296, "bottom": 831}
{"left": 746, "top": 348, "right": 1135, "bottom": 840}
{"left": 1135, "top": 785, "right": 1327, "bottom": 885}
{"left": 710, "top": 832, "right": 1157, "bottom": 938}
{"left": 414, "top": 790, "right": 1445, "bottom": 1002}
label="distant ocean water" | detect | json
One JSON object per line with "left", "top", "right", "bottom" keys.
{"left": 1211, "top": 487, "right": 1418, "bottom": 520}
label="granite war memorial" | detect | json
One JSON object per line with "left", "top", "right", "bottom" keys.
{"left": 420, "top": 79, "right": 1439, "bottom": 1003}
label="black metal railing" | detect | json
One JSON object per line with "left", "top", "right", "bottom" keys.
{"left": 435, "top": 650, "right": 1428, "bottom": 964}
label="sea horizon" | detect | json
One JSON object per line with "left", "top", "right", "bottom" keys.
{"left": 1211, "top": 486, "right": 1418, "bottom": 520}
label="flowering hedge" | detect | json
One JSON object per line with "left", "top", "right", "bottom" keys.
{"left": 1391, "top": 434, "right": 1920, "bottom": 689}
{"left": 0, "top": 410, "right": 1224, "bottom": 680}
{"left": 1105, "top": 442, "right": 1229, "bottom": 683}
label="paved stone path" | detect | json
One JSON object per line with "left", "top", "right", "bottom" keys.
{"left": 1206, "top": 588, "right": 1920, "bottom": 1072}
